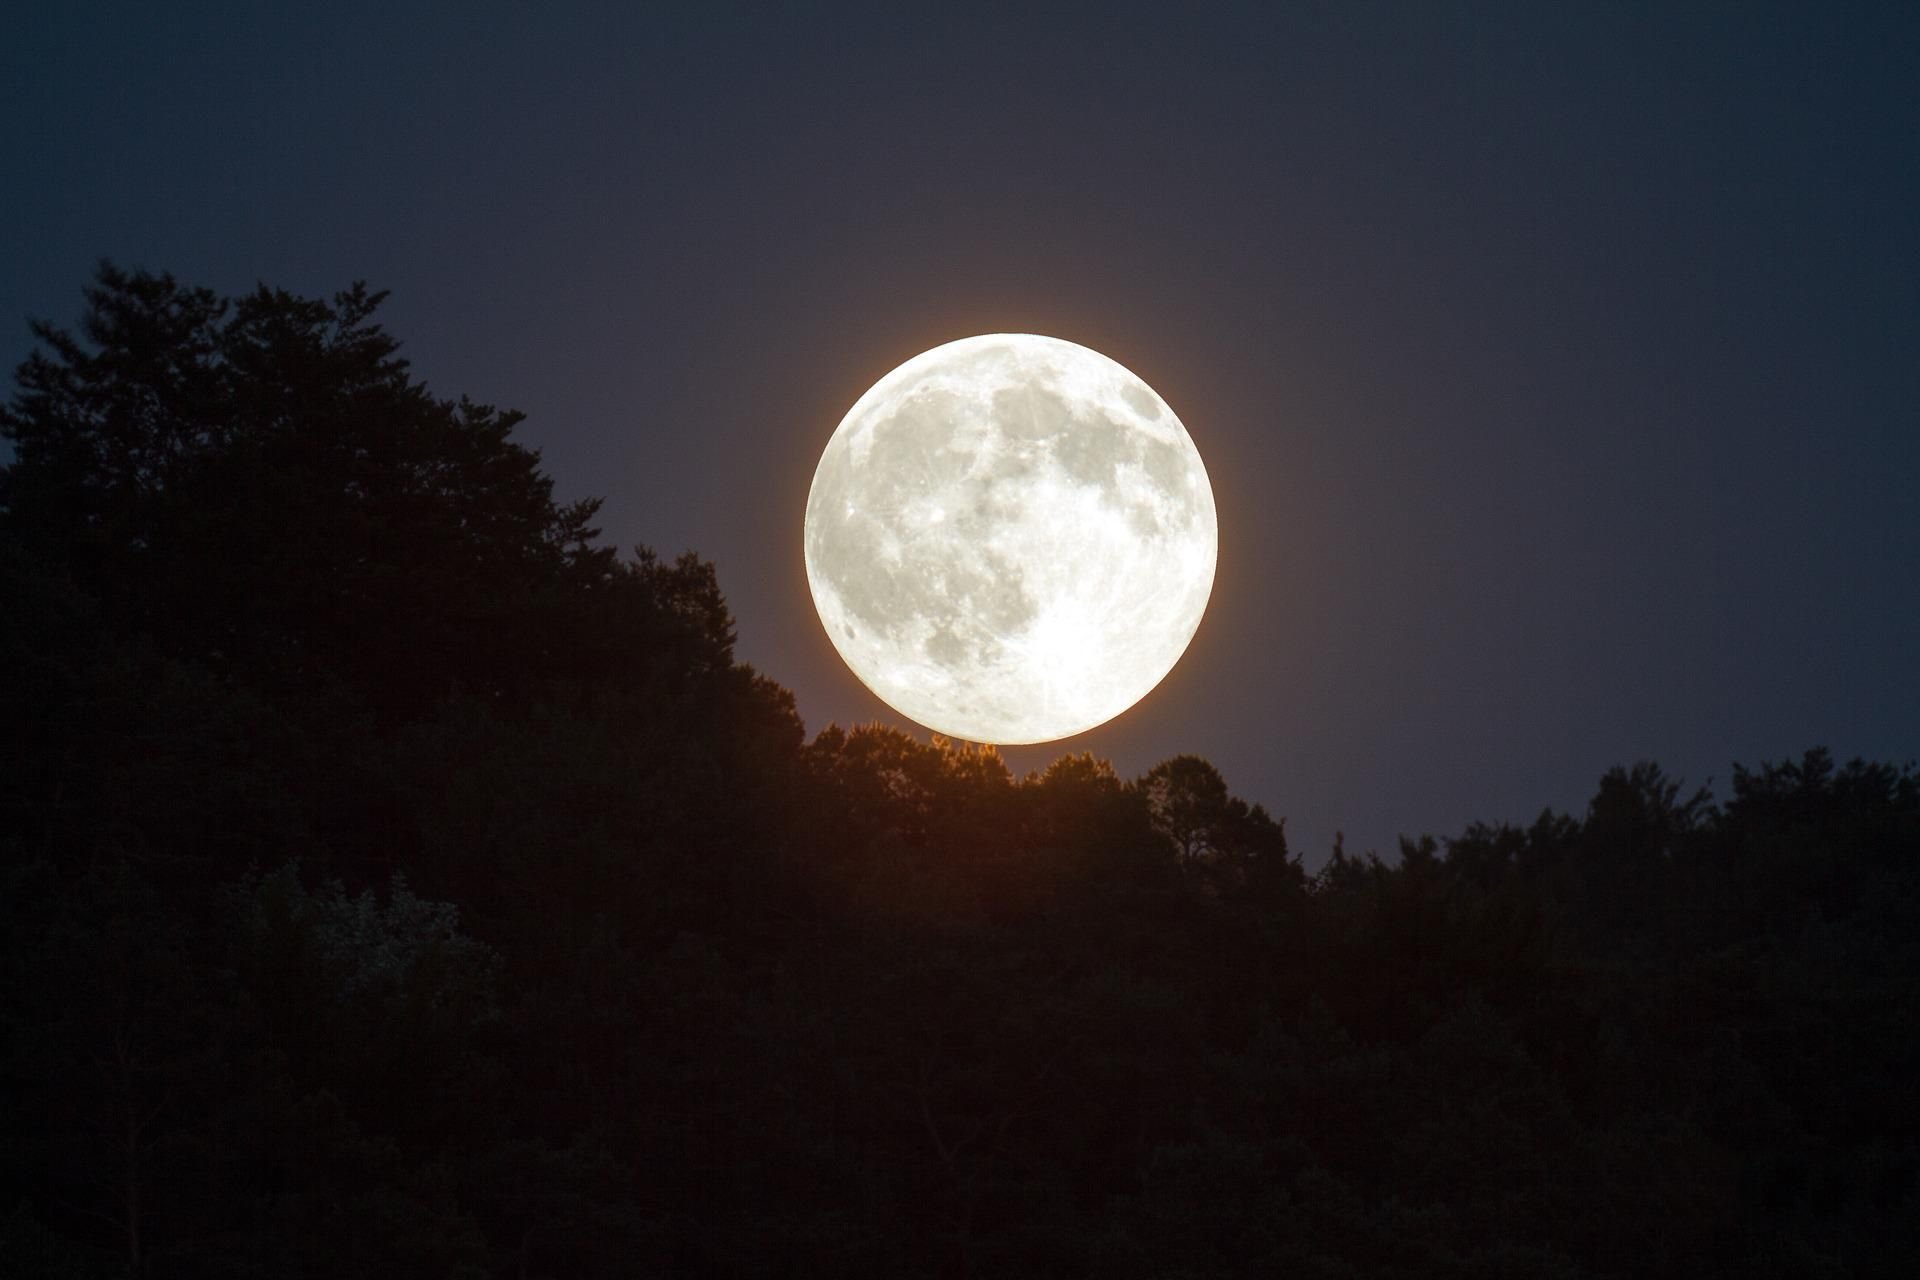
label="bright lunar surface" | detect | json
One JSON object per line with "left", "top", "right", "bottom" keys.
{"left": 804, "top": 334, "right": 1217, "bottom": 744}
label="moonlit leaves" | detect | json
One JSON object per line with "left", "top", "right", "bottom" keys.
{"left": 805, "top": 334, "right": 1217, "bottom": 745}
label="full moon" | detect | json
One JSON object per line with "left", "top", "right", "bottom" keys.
{"left": 804, "top": 334, "right": 1217, "bottom": 745}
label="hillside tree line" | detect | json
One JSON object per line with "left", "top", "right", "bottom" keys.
{"left": 2, "top": 267, "right": 1915, "bottom": 1277}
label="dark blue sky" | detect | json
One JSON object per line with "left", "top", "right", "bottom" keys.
{"left": 5, "top": 2, "right": 1915, "bottom": 861}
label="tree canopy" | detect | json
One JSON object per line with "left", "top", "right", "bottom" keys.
{"left": 3, "top": 266, "right": 1915, "bottom": 1277}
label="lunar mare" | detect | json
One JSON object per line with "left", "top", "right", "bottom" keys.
{"left": 804, "top": 334, "right": 1216, "bottom": 745}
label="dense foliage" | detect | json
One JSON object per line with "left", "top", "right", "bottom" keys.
{"left": 4, "top": 267, "right": 1915, "bottom": 1277}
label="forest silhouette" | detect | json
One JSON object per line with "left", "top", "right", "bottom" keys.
{"left": 3, "top": 267, "right": 1915, "bottom": 1277}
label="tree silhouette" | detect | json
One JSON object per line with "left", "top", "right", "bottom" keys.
{"left": 1137, "top": 754, "right": 1295, "bottom": 898}
{"left": 3, "top": 264, "right": 1916, "bottom": 1276}
{"left": 2, "top": 263, "right": 612, "bottom": 722}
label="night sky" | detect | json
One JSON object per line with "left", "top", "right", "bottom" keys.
{"left": 5, "top": 3, "right": 1915, "bottom": 863}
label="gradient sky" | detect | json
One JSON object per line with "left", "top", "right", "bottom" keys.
{"left": 5, "top": 2, "right": 1915, "bottom": 863}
